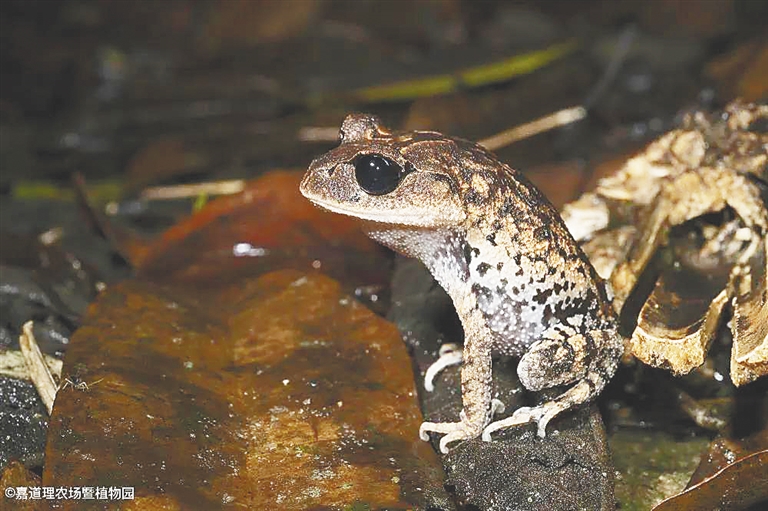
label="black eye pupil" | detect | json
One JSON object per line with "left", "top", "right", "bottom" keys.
{"left": 354, "top": 154, "right": 403, "bottom": 195}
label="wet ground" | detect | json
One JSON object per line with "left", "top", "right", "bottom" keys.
{"left": 1, "top": 0, "right": 767, "bottom": 509}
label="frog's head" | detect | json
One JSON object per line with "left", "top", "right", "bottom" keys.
{"left": 300, "top": 113, "right": 475, "bottom": 229}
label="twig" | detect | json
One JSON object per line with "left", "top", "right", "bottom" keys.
{"left": 139, "top": 179, "right": 245, "bottom": 200}
{"left": 18, "top": 321, "right": 58, "bottom": 415}
{"left": 297, "top": 126, "right": 341, "bottom": 143}
{"left": 478, "top": 106, "right": 587, "bottom": 151}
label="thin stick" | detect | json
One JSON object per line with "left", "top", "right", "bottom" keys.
{"left": 297, "top": 126, "right": 340, "bottom": 143}
{"left": 297, "top": 105, "right": 587, "bottom": 152}
{"left": 140, "top": 179, "right": 245, "bottom": 200}
{"left": 19, "top": 321, "right": 58, "bottom": 415}
{"left": 478, "top": 106, "right": 587, "bottom": 151}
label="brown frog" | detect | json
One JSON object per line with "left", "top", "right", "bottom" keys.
{"left": 300, "top": 114, "right": 623, "bottom": 453}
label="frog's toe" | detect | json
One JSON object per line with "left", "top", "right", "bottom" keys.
{"left": 419, "top": 419, "right": 478, "bottom": 453}
{"left": 419, "top": 420, "right": 461, "bottom": 441}
{"left": 536, "top": 409, "right": 558, "bottom": 438}
{"left": 438, "top": 429, "right": 474, "bottom": 454}
{"left": 481, "top": 405, "right": 544, "bottom": 441}
{"left": 419, "top": 422, "right": 433, "bottom": 441}
{"left": 423, "top": 343, "right": 463, "bottom": 392}
{"left": 491, "top": 398, "right": 506, "bottom": 416}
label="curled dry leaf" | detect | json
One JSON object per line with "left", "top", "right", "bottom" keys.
{"left": 562, "top": 100, "right": 768, "bottom": 385}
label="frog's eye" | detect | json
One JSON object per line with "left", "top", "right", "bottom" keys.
{"left": 353, "top": 154, "right": 405, "bottom": 195}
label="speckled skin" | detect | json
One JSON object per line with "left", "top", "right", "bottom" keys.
{"left": 300, "top": 114, "right": 624, "bottom": 453}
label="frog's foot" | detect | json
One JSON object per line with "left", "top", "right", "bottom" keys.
{"left": 482, "top": 327, "right": 623, "bottom": 442}
{"left": 421, "top": 399, "right": 505, "bottom": 453}
{"left": 482, "top": 379, "right": 594, "bottom": 441}
{"left": 481, "top": 405, "right": 549, "bottom": 441}
{"left": 424, "top": 343, "right": 463, "bottom": 392}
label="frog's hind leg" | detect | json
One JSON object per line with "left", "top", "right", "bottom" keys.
{"left": 482, "top": 326, "right": 623, "bottom": 440}
{"left": 424, "top": 343, "right": 463, "bottom": 391}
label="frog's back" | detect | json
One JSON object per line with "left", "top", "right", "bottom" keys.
{"left": 442, "top": 144, "right": 614, "bottom": 355}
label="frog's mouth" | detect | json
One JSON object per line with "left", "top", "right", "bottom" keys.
{"left": 302, "top": 192, "right": 433, "bottom": 225}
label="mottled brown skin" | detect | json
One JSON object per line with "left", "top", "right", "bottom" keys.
{"left": 300, "top": 114, "right": 623, "bottom": 453}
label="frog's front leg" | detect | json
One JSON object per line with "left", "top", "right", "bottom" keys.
{"left": 483, "top": 325, "right": 623, "bottom": 441}
{"left": 420, "top": 326, "right": 503, "bottom": 453}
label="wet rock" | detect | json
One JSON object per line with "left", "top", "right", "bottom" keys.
{"left": 231, "top": 270, "right": 451, "bottom": 510}
{"left": 0, "top": 377, "right": 48, "bottom": 471}
{"left": 444, "top": 408, "right": 614, "bottom": 511}
{"left": 44, "top": 279, "right": 241, "bottom": 510}
{"left": 43, "top": 270, "right": 449, "bottom": 509}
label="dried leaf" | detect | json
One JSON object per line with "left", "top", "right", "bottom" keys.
{"left": 730, "top": 237, "right": 768, "bottom": 386}
{"left": 113, "top": 171, "right": 390, "bottom": 294}
{"left": 563, "top": 101, "right": 768, "bottom": 384}
{"left": 653, "top": 450, "right": 768, "bottom": 511}
{"left": 0, "top": 461, "right": 41, "bottom": 510}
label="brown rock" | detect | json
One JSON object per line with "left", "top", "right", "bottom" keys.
{"left": 43, "top": 271, "right": 445, "bottom": 509}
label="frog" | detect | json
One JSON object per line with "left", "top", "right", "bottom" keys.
{"left": 299, "top": 113, "right": 624, "bottom": 453}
